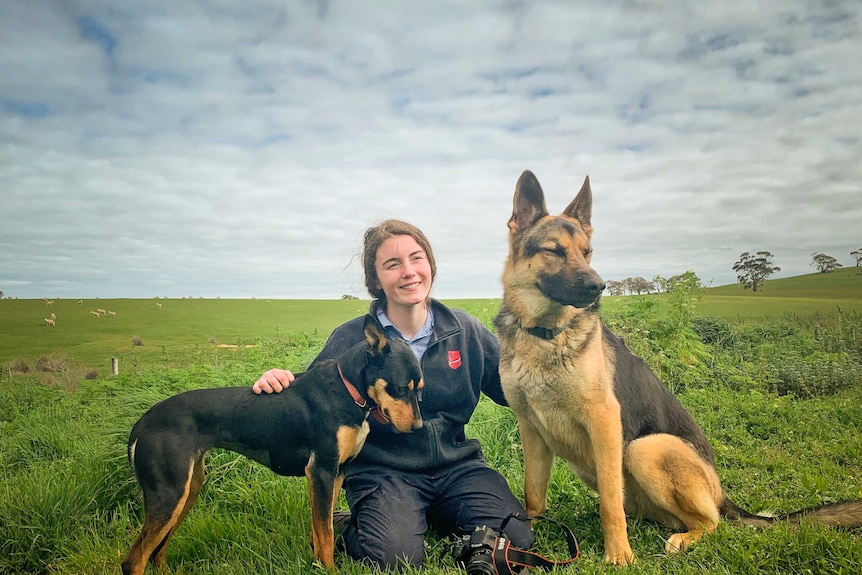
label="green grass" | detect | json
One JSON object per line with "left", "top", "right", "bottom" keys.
{"left": 698, "top": 267, "right": 862, "bottom": 321}
{"left": 0, "top": 298, "right": 368, "bottom": 374}
{"left": 1, "top": 356, "right": 860, "bottom": 575}
{"left": 1, "top": 271, "right": 861, "bottom": 574}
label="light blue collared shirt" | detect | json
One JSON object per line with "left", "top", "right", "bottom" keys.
{"left": 376, "top": 306, "right": 435, "bottom": 361}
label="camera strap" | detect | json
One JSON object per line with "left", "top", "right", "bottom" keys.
{"left": 495, "top": 514, "right": 579, "bottom": 574}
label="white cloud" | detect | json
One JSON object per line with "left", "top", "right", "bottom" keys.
{"left": 1, "top": 0, "right": 860, "bottom": 300}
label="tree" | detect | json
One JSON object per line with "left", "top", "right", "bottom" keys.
{"left": 810, "top": 252, "right": 843, "bottom": 273}
{"left": 606, "top": 280, "right": 625, "bottom": 296}
{"left": 851, "top": 248, "right": 862, "bottom": 267}
{"left": 628, "top": 276, "right": 656, "bottom": 295}
{"left": 732, "top": 251, "right": 780, "bottom": 292}
{"left": 658, "top": 272, "right": 703, "bottom": 294}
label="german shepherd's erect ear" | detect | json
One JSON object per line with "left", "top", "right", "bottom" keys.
{"left": 510, "top": 170, "right": 549, "bottom": 231}
{"left": 563, "top": 176, "right": 593, "bottom": 238}
{"left": 510, "top": 171, "right": 593, "bottom": 238}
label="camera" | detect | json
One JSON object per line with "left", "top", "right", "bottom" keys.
{"left": 449, "top": 524, "right": 504, "bottom": 575}
{"left": 447, "top": 515, "right": 579, "bottom": 575}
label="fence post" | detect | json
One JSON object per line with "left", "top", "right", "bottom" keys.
{"left": 112, "top": 357, "right": 119, "bottom": 375}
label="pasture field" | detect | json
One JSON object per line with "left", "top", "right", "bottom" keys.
{"left": 1, "top": 270, "right": 861, "bottom": 574}
{"left": 0, "top": 297, "right": 368, "bottom": 375}
{"left": 697, "top": 267, "right": 862, "bottom": 321}
{"left": 3, "top": 268, "right": 859, "bottom": 374}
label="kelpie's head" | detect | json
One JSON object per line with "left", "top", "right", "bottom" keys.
{"left": 503, "top": 170, "right": 606, "bottom": 310}
{"left": 361, "top": 315, "right": 424, "bottom": 433}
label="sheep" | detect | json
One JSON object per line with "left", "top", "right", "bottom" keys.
{"left": 50, "top": 312, "right": 56, "bottom": 320}
{"left": 156, "top": 303, "right": 162, "bottom": 309}
{"left": 108, "top": 311, "right": 117, "bottom": 318}
{"left": 91, "top": 310, "right": 101, "bottom": 318}
{"left": 97, "top": 308, "right": 106, "bottom": 315}
{"left": 45, "top": 318, "right": 55, "bottom": 327}
{"left": 46, "top": 300, "right": 54, "bottom": 307}
{"left": 78, "top": 300, "right": 83, "bottom": 305}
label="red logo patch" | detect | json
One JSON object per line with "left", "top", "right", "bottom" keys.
{"left": 448, "top": 350, "right": 462, "bottom": 370}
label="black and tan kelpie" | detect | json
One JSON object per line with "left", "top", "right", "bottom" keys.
{"left": 121, "top": 316, "right": 424, "bottom": 574}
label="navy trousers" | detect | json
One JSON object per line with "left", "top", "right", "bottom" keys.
{"left": 340, "top": 458, "right": 534, "bottom": 570}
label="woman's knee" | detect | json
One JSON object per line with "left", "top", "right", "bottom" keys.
{"left": 344, "top": 523, "right": 425, "bottom": 570}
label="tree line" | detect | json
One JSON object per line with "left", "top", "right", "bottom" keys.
{"left": 607, "top": 248, "right": 860, "bottom": 296}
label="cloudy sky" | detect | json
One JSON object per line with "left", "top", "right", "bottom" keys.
{"left": 2, "top": 1, "right": 860, "bottom": 300}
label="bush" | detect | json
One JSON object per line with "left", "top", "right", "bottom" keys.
{"left": 131, "top": 336, "right": 144, "bottom": 346}
{"left": 7, "top": 357, "right": 30, "bottom": 374}
{"left": 767, "top": 351, "right": 861, "bottom": 398}
{"left": 692, "top": 316, "right": 735, "bottom": 346}
{"left": 34, "top": 354, "right": 67, "bottom": 373}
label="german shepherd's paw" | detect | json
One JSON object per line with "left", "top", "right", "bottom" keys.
{"left": 604, "top": 543, "right": 636, "bottom": 566}
{"left": 665, "top": 532, "right": 695, "bottom": 554}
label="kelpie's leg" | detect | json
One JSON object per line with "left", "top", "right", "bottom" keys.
{"left": 306, "top": 458, "right": 338, "bottom": 570}
{"left": 122, "top": 456, "right": 200, "bottom": 575}
{"left": 625, "top": 434, "right": 723, "bottom": 553}
{"left": 331, "top": 474, "right": 344, "bottom": 521}
{"left": 151, "top": 454, "right": 207, "bottom": 569}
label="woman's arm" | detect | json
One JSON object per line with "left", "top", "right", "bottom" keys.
{"left": 251, "top": 314, "right": 367, "bottom": 394}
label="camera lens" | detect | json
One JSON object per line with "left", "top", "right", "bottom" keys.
{"left": 465, "top": 549, "right": 496, "bottom": 575}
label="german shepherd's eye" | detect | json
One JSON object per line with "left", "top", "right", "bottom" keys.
{"left": 543, "top": 246, "right": 566, "bottom": 258}
{"left": 583, "top": 248, "right": 593, "bottom": 258}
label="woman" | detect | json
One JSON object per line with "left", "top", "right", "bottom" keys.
{"left": 253, "top": 219, "right": 533, "bottom": 570}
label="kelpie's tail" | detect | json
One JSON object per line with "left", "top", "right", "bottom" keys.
{"left": 722, "top": 498, "right": 862, "bottom": 528}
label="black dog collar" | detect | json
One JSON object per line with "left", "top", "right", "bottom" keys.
{"left": 520, "top": 324, "right": 566, "bottom": 340}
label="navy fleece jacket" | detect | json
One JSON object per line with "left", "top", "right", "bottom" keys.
{"left": 308, "top": 299, "right": 507, "bottom": 476}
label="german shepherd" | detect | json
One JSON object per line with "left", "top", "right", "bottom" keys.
{"left": 494, "top": 170, "right": 862, "bottom": 565}
{"left": 121, "top": 316, "right": 423, "bottom": 574}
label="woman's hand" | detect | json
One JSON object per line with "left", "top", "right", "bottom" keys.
{"left": 252, "top": 369, "right": 296, "bottom": 394}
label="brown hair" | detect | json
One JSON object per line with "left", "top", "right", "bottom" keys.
{"left": 362, "top": 219, "right": 437, "bottom": 302}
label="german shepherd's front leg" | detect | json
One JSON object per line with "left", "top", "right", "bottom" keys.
{"left": 588, "top": 398, "right": 635, "bottom": 565}
{"left": 519, "top": 417, "right": 555, "bottom": 518}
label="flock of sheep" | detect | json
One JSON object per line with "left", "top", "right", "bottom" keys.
{"left": 37, "top": 296, "right": 216, "bottom": 327}
{"left": 41, "top": 298, "right": 132, "bottom": 327}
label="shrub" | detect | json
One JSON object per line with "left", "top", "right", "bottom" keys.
{"left": 34, "top": 355, "right": 67, "bottom": 373}
{"left": 692, "top": 316, "right": 735, "bottom": 346}
{"left": 131, "top": 336, "right": 144, "bottom": 346}
{"left": 767, "top": 351, "right": 861, "bottom": 398}
{"left": 8, "top": 357, "right": 30, "bottom": 374}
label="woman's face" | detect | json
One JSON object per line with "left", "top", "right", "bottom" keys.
{"left": 374, "top": 234, "right": 433, "bottom": 309}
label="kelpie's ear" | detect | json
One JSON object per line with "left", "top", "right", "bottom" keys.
{"left": 562, "top": 175, "right": 593, "bottom": 237}
{"left": 363, "top": 315, "right": 388, "bottom": 356}
{"left": 510, "top": 170, "right": 548, "bottom": 232}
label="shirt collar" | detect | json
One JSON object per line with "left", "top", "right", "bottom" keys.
{"left": 376, "top": 306, "right": 435, "bottom": 343}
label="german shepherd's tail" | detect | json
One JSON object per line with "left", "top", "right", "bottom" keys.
{"left": 722, "top": 498, "right": 862, "bottom": 528}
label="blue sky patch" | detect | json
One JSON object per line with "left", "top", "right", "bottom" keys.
{"left": 78, "top": 16, "right": 116, "bottom": 55}
{"left": 4, "top": 100, "right": 52, "bottom": 118}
